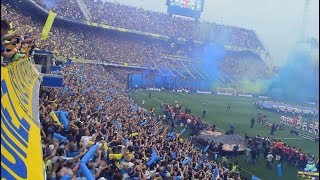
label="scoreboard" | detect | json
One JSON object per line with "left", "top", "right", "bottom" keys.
{"left": 168, "top": 0, "right": 203, "bottom": 11}
{"left": 166, "top": 0, "right": 204, "bottom": 19}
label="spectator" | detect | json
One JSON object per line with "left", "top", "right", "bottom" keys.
{"left": 35, "top": 63, "right": 245, "bottom": 179}
{"left": 1, "top": 19, "right": 21, "bottom": 62}
{"left": 34, "top": 0, "right": 265, "bottom": 51}
{"left": 2, "top": 4, "right": 271, "bottom": 80}
{"left": 245, "top": 147, "right": 251, "bottom": 164}
{"left": 266, "top": 152, "right": 274, "bottom": 169}
{"left": 2, "top": 3, "right": 313, "bottom": 179}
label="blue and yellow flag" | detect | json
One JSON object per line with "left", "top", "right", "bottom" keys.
{"left": 41, "top": 10, "right": 57, "bottom": 40}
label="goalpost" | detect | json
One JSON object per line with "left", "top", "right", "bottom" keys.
{"left": 217, "top": 87, "right": 237, "bottom": 96}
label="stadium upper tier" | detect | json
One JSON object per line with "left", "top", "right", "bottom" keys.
{"left": 1, "top": 4, "right": 270, "bottom": 80}
{"left": 32, "top": 0, "right": 265, "bottom": 51}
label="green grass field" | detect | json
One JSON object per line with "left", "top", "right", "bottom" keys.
{"left": 132, "top": 90, "right": 319, "bottom": 180}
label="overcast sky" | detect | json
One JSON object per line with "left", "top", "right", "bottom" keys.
{"left": 106, "top": 0, "right": 319, "bottom": 66}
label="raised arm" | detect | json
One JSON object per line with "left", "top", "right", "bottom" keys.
{"left": 1, "top": 42, "right": 21, "bottom": 59}
{"left": 44, "top": 140, "right": 59, "bottom": 161}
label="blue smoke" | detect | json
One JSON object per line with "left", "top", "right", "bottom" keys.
{"left": 197, "top": 26, "right": 231, "bottom": 82}
{"left": 199, "top": 43, "right": 226, "bottom": 78}
{"left": 266, "top": 44, "right": 319, "bottom": 103}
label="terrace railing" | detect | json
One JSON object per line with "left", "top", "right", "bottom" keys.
{"left": 191, "top": 66, "right": 206, "bottom": 80}
{"left": 166, "top": 62, "right": 186, "bottom": 78}
{"left": 151, "top": 58, "right": 165, "bottom": 76}
{"left": 180, "top": 60, "right": 196, "bottom": 79}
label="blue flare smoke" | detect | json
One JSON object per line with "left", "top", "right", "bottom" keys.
{"left": 266, "top": 44, "right": 319, "bottom": 103}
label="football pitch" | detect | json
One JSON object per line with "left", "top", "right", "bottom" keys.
{"left": 132, "top": 90, "right": 319, "bottom": 180}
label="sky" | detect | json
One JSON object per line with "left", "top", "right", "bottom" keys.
{"left": 106, "top": 0, "right": 319, "bottom": 66}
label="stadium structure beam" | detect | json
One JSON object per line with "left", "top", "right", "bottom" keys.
{"left": 151, "top": 58, "right": 165, "bottom": 76}
{"left": 166, "top": 62, "right": 186, "bottom": 78}
{"left": 179, "top": 60, "right": 196, "bottom": 79}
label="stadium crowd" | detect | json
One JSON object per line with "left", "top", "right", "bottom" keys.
{"left": 38, "top": 63, "right": 244, "bottom": 179}
{"left": 254, "top": 101, "right": 319, "bottom": 117}
{"left": 219, "top": 51, "right": 269, "bottom": 79}
{"left": 32, "top": 0, "right": 264, "bottom": 50}
{"left": 2, "top": 3, "right": 318, "bottom": 180}
{"left": 2, "top": 4, "right": 270, "bottom": 81}
{"left": 33, "top": 0, "right": 84, "bottom": 20}
{"left": 280, "top": 116, "right": 319, "bottom": 135}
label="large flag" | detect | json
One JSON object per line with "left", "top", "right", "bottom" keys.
{"left": 41, "top": 10, "right": 57, "bottom": 40}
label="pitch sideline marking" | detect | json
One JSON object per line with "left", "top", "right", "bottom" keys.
{"left": 137, "top": 91, "right": 163, "bottom": 104}
{"left": 273, "top": 137, "right": 306, "bottom": 140}
{"left": 136, "top": 92, "right": 314, "bottom": 142}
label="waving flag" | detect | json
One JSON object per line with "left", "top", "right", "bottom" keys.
{"left": 41, "top": 10, "right": 57, "bottom": 40}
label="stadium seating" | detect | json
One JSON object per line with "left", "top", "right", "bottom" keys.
{"left": 33, "top": 0, "right": 264, "bottom": 50}
{"left": 1, "top": 2, "right": 317, "bottom": 179}
{"left": 1, "top": 4, "right": 270, "bottom": 82}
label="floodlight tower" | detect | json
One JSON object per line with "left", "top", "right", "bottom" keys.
{"left": 301, "top": 0, "right": 311, "bottom": 40}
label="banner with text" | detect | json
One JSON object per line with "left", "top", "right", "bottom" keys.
{"left": 1, "top": 59, "right": 44, "bottom": 180}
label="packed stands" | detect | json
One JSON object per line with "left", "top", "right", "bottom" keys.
{"left": 1, "top": 18, "right": 44, "bottom": 179}
{"left": 2, "top": 1, "right": 319, "bottom": 179}
{"left": 2, "top": 3, "right": 271, "bottom": 82}
{"left": 0, "top": 5, "right": 248, "bottom": 176}
{"left": 38, "top": 63, "right": 245, "bottom": 179}
{"left": 280, "top": 116, "right": 319, "bottom": 135}
{"left": 219, "top": 51, "right": 269, "bottom": 79}
{"left": 33, "top": 0, "right": 264, "bottom": 51}
{"left": 0, "top": 5, "right": 253, "bottom": 176}
{"left": 33, "top": 0, "right": 84, "bottom": 20}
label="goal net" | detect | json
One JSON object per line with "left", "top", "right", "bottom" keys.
{"left": 217, "top": 87, "right": 237, "bottom": 96}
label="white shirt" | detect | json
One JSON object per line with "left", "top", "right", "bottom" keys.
{"left": 80, "top": 135, "right": 94, "bottom": 146}
{"left": 145, "top": 170, "right": 151, "bottom": 179}
{"left": 51, "top": 156, "right": 73, "bottom": 165}
{"left": 122, "top": 162, "right": 134, "bottom": 168}
{"left": 245, "top": 148, "right": 251, "bottom": 156}
{"left": 267, "top": 154, "right": 274, "bottom": 162}
{"left": 187, "top": 119, "right": 191, "bottom": 124}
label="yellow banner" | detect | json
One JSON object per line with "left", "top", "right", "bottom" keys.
{"left": 41, "top": 10, "right": 57, "bottom": 40}
{"left": 84, "top": 20, "right": 166, "bottom": 39}
{"left": 1, "top": 59, "right": 44, "bottom": 179}
{"left": 6, "top": 59, "right": 40, "bottom": 117}
{"left": 297, "top": 171, "right": 319, "bottom": 176}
